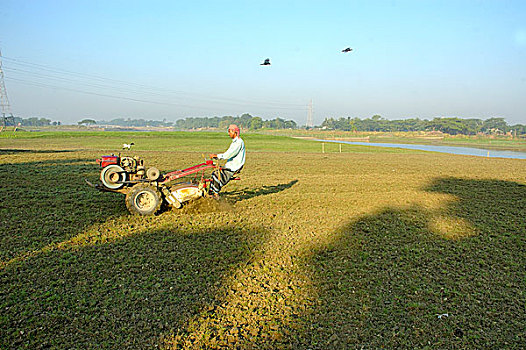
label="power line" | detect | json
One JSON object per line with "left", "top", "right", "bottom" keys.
{"left": 2, "top": 55, "right": 306, "bottom": 110}
{"left": 5, "top": 67, "right": 307, "bottom": 111}
{"left": 6, "top": 77, "right": 308, "bottom": 114}
{"left": 5, "top": 77, "right": 228, "bottom": 110}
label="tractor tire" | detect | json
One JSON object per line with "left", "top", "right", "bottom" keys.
{"left": 125, "top": 184, "right": 162, "bottom": 216}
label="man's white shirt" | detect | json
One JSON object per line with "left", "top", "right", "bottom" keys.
{"left": 217, "top": 137, "right": 245, "bottom": 172}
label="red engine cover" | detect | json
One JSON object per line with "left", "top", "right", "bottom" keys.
{"left": 97, "top": 155, "right": 119, "bottom": 168}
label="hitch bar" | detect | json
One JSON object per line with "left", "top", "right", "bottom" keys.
{"left": 161, "top": 160, "right": 216, "bottom": 183}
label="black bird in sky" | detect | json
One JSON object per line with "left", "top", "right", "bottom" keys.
{"left": 342, "top": 47, "right": 353, "bottom": 53}
{"left": 260, "top": 58, "right": 271, "bottom": 65}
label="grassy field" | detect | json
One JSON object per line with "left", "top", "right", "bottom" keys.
{"left": 1, "top": 132, "right": 525, "bottom": 349}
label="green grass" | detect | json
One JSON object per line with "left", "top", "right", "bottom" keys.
{"left": 1, "top": 132, "right": 525, "bottom": 349}
{"left": 0, "top": 130, "right": 417, "bottom": 154}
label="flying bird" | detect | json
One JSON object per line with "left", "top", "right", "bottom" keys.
{"left": 342, "top": 47, "right": 353, "bottom": 53}
{"left": 260, "top": 58, "right": 271, "bottom": 65}
{"left": 122, "top": 142, "right": 134, "bottom": 150}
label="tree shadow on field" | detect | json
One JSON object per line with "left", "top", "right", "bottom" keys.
{"left": 0, "top": 149, "right": 77, "bottom": 155}
{"left": 223, "top": 179, "right": 298, "bottom": 203}
{"left": 0, "top": 157, "right": 126, "bottom": 263}
{"left": 0, "top": 225, "right": 269, "bottom": 349}
{"left": 285, "top": 177, "right": 525, "bottom": 349}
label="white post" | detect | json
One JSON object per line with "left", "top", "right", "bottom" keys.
{"left": 322, "top": 143, "right": 325, "bottom": 153}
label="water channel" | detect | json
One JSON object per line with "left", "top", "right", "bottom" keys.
{"left": 317, "top": 140, "right": 526, "bottom": 159}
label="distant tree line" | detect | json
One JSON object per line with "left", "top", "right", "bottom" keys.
{"left": 321, "top": 116, "right": 526, "bottom": 135}
{"left": 98, "top": 114, "right": 297, "bottom": 130}
{"left": 97, "top": 118, "right": 173, "bottom": 127}
{"left": 174, "top": 113, "right": 297, "bottom": 130}
{"left": 4, "top": 116, "right": 61, "bottom": 126}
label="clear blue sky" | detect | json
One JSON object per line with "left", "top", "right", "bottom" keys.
{"left": 1, "top": 0, "right": 525, "bottom": 125}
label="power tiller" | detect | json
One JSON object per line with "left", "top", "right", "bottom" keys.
{"left": 86, "top": 153, "right": 232, "bottom": 215}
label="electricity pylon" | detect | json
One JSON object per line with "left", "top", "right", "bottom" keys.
{"left": 307, "top": 99, "right": 313, "bottom": 128}
{"left": 0, "top": 50, "right": 14, "bottom": 130}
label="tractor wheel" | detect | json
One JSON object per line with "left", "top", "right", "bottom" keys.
{"left": 101, "top": 164, "right": 126, "bottom": 189}
{"left": 125, "top": 184, "right": 162, "bottom": 216}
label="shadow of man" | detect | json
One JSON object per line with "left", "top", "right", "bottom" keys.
{"left": 222, "top": 179, "right": 299, "bottom": 203}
